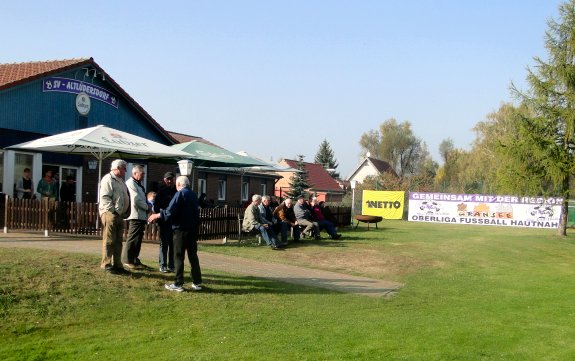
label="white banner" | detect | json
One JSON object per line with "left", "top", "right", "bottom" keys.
{"left": 408, "top": 192, "right": 563, "bottom": 229}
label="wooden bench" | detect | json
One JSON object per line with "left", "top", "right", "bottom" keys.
{"left": 354, "top": 214, "right": 383, "bottom": 230}
{"left": 236, "top": 213, "right": 262, "bottom": 245}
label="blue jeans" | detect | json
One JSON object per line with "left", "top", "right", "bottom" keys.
{"left": 159, "top": 221, "right": 174, "bottom": 269}
{"left": 318, "top": 220, "right": 337, "bottom": 237}
{"left": 255, "top": 225, "right": 279, "bottom": 246}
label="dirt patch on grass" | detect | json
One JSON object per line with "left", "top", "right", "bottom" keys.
{"left": 281, "top": 248, "right": 434, "bottom": 280}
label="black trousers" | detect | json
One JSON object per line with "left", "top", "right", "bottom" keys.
{"left": 173, "top": 228, "right": 202, "bottom": 287}
{"left": 122, "top": 219, "right": 146, "bottom": 264}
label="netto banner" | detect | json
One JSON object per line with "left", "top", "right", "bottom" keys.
{"left": 362, "top": 190, "right": 405, "bottom": 219}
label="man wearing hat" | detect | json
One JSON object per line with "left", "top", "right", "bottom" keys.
{"left": 153, "top": 171, "right": 177, "bottom": 272}
{"left": 294, "top": 194, "right": 320, "bottom": 239}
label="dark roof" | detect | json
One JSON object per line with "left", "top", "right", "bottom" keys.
{"left": 282, "top": 159, "right": 343, "bottom": 192}
{"left": 0, "top": 57, "right": 176, "bottom": 144}
{"left": 367, "top": 157, "right": 397, "bottom": 176}
{"left": 168, "top": 131, "right": 222, "bottom": 148}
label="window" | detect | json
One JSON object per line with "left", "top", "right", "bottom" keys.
{"left": 14, "top": 152, "right": 34, "bottom": 194}
{"left": 260, "top": 182, "right": 267, "bottom": 196}
{"left": 241, "top": 181, "right": 249, "bottom": 201}
{"left": 198, "top": 178, "right": 206, "bottom": 195}
{"left": 218, "top": 180, "right": 226, "bottom": 201}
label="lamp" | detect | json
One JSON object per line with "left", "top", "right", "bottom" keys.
{"left": 178, "top": 159, "right": 193, "bottom": 176}
{"left": 350, "top": 180, "right": 358, "bottom": 224}
{"left": 88, "top": 160, "right": 98, "bottom": 172}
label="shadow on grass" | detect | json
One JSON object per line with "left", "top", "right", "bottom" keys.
{"left": 123, "top": 268, "right": 339, "bottom": 296}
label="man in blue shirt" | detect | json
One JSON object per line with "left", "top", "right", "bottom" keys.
{"left": 148, "top": 176, "right": 202, "bottom": 292}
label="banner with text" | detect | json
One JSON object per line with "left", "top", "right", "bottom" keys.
{"left": 43, "top": 77, "right": 119, "bottom": 108}
{"left": 362, "top": 190, "right": 405, "bottom": 219}
{"left": 408, "top": 192, "right": 563, "bottom": 229}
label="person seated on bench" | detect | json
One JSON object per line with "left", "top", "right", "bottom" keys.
{"left": 242, "top": 194, "right": 284, "bottom": 250}
{"left": 310, "top": 197, "right": 341, "bottom": 240}
{"left": 258, "top": 195, "right": 280, "bottom": 233}
{"left": 273, "top": 198, "right": 301, "bottom": 243}
{"left": 294, "top": 195, "right": 320, "bottom": 239}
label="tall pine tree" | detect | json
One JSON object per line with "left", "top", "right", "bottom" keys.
{"left": 314, "top": 139, "right": 340, "bottom": 179}
{"left": 286, "top": 155, "right": 312, "bottom": 199}
{"left": 511, "top": 0, "right": 575, "bottom": 236}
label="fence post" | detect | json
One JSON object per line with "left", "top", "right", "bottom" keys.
{"left": 3, "top": 194, "right": 7, "bottom": 234}
{"left": 43, "top": 199, "right": 49, "bottom": 237}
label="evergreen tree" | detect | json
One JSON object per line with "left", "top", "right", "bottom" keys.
{"left": 286, "top": 155, "right": 312, "bottom": 199}
{"left": 314, "top": 139, "right": 340, "bottom": 179}
{"left": 511, "top": 0, "right": 575, "bottom": 236}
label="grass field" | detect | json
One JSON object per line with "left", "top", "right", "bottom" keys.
{"left": 1, "top": 221, "right": 575, "bottom": 360}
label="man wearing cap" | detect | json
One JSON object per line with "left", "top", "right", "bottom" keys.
{"left": 294, "top": 195, "right": 320, "bottom": 239}
{"left": 154, "top": 171, "right": 177, "bottom": 272}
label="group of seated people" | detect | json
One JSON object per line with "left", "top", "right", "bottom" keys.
{"left": 242, "top": 194, "right": 342, "bottom": 250}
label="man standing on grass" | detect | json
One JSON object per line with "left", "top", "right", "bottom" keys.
{"left": 154, "top": 172, "right": 176, "bottom": 273}
{"left": 99, "top": 159, "right": 130, "bottom": 274}
{"left": 148, "top": 176, "right": 202, "bottom": 292}
{"left": 122, "top": 164, "right": 149, "bottom": 269}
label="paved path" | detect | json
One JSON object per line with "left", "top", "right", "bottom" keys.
{"left": 0, "top": 231, "right": 402, "bottom": 298}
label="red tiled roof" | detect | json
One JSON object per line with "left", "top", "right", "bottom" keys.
{"left": 0, "top": 58, "right": 91, "bottom": 88}
{"left": 0, "top": 57, "right": 177, "bottom": 144}
{"left": 281, "top": 159, "right": 343, "bottom": 192}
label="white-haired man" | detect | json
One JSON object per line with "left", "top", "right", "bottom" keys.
{"left": 148, "top": 176, "right": 203, "bottom": 292}
{"left": 99, "top": 159, "right": 130, "bottom": 274}
{"left": 122, "top": 164, "right": 149, "bottom": 269}
{"left": 242, "top": 194, "right": 284, "bottom": 250}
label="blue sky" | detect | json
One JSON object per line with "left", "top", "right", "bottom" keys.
{"left": 1, "top": 1, "right": 562, "bottom": 176}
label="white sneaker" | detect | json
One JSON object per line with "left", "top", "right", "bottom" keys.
{"left": 191, "top": 283, "right": 202, "bottom": 291}
{"left": 165, "top": 283, "right": 184, "bottom": 292}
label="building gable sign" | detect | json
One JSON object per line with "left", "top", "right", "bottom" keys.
{"left": 42, "top": 77, "right": 118, "bottom": 108}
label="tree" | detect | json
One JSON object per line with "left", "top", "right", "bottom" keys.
{"left": 359, "top": 118, "right": 428, "bottom": 178}
{"left": 473, "top": 103, "right": 548, "bottom": 195}
{"left": 286, "top": 155, "right": 312, "bottom": 199}
{"left": 314, "top": 139, "right": 340, "bottom": 179}
{"left": 511, "top": 0, "right": 575, "bottom": 236}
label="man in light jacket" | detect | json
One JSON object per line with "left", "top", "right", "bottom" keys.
{"left": 122, "top": 164, "right": 149, "bottom": 269}
{"left": 99, "top": 159, "right": 130, "bottom": 273}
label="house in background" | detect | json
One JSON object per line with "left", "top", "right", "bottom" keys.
{"left": 168, "top": 131, "right": 280, "bottom": 207}
{"left": 274, "top": 159, "right": 345, "bottom": 203}
{"left": 347, "top": 155, "right": 397, "bottom": 185}
{"left": 0, "top": 58, "right": 179, "bottom": 202}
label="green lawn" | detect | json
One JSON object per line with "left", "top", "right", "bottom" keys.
{"left": 2, "top": 221, "right": 575, "bottom": 360}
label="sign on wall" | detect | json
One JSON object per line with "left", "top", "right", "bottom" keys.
{"left": 362, "top": 190, "right": 405, "bottom": 219}
{"left": 408, "top": 192, "right": 563, "bottom": 229}
{"left": 43, "top": 77, "right": 118, "bottom": 108}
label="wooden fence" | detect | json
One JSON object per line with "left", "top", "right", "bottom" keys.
{"left": 1, "top": 196, "right": 351, "bottom": 242}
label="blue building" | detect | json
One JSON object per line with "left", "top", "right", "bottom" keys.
{"left": 0, "top": 58, "right": 178, "bottom": 202}
{"left": 0, "top": 58, "right": 279, "bottom": 206}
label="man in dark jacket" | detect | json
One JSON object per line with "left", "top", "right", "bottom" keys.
{"left": 273, "top": 198, "right": 301, "bottom": 243}
{"left": 154, "top": 172, "right": 177, "bottom": 273}
{"left": 149, "top": 176, "right": 202, "bottom": 292}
